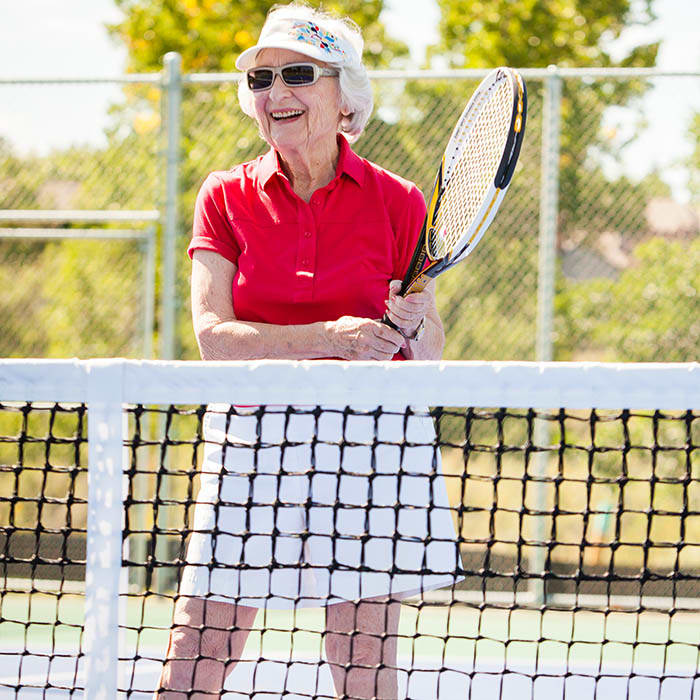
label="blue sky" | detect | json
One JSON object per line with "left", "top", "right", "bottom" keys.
{"left": 0, "top": 0, "right": 698, "bottom": 199}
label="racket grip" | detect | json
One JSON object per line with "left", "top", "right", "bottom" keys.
{"left": 382, "top": 272, "right": 429, "bottom": 330}
{"left": 381, "top": 312, "right": 400, "bottom": 330}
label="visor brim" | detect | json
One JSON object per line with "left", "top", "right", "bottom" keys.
{"left": 235, "top": 40, "right": 340, "bottom": 72}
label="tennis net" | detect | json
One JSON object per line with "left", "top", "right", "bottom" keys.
{"left": 0, "top": 359, "right": 698, "bottom": 699}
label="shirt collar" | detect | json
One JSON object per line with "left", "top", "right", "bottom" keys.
{"left": 258, "top": 135, "right": 365, "bottom": 190}
{"left": 335, "top": 135, "right": 365, "bottom": 186}
{"left": 258, "top": 148, "right": 284, "bottom": 189}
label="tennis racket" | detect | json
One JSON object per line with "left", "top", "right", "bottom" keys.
{"left": 385, "top": 66, "right": 527, "bottom": 324}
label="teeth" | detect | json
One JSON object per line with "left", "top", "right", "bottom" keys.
{"left": 271, "top": 109, "right": 304, "bottom": 120}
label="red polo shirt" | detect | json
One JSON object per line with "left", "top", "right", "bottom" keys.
{"left": 188, "top": 136, "right": 426, "bottom": 357}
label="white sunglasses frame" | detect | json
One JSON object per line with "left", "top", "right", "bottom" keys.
{"left": 246, "top": 62, "right": 339, "bottom": 92}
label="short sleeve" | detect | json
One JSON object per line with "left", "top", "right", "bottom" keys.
{"left": 187, "top": 173, "right": 242, "bottom": 263}
{"left": 392, "top": 184, "right": 427, "bottom": 280}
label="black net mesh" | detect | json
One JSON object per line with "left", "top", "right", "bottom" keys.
{"left": 0, "top": 402, "right": 87, "bottom": 696}
{"left": 1, "top": 401, "right": 698, "bottom": 698}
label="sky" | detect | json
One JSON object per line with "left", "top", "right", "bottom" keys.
{"left": 0, "top": 0, "right": 698, "bottom": 199}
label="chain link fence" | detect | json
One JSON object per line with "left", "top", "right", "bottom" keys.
{"left": 0, "top": 225, "right": 156, "bottom": 358}
{"left": 0, "top": 77, "right": 162, "bottom": 359}
{"left": 0, "top": 65, "right": 697, "bottom": 361}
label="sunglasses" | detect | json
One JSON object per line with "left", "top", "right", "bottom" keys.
{"left": 246, "top": 63, "right": 339, "bottom": 92}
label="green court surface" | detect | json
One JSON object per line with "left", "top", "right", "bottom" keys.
{"left": 2, "top": 589, "right": 698, "bottom": 670}
{"left": 2, "top": 589, "right": 698, "bottom": 699}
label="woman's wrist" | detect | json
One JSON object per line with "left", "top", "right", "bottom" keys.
{"left": 320, "top": 320, "right": 338, "bottom": 356}
{"left": 401, "top": 316, "right": 426, "bottom": 342}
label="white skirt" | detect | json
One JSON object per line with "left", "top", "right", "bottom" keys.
{"left": 180, "top": 404, "right": 462, "bottom": 609}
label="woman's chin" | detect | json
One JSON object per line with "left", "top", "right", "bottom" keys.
{"left": 268, "top": 126, "right": 306, "bottom": 152}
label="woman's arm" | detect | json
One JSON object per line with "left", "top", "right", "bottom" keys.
{"left": 191, "top": 249, "right": 406, "bottom": 361}
{"left": 384, "top": 279, "right": 445, "bottom": 361}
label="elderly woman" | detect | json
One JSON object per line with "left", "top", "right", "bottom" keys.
{"left": 157, "top": 3, "right": 460, "bottom": 699}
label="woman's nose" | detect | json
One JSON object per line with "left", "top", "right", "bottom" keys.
{"left": 268, "top": 73, "right": 291, "bottom": 99}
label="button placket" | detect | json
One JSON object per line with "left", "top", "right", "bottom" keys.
{"left": 294, "top": 204, "right": 316, "bottom": 301}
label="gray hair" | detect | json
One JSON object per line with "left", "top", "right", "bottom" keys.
{"left": 237, "top": 3, "right": 374, "bottom": 142}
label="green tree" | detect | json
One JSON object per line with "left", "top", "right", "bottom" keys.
{"left": 0, "top": 137, "right": 41, "bottom": 210}
{"left": 0, "top": 129, "right": 158, "bottom": 359}
{"left": 556, "top": 237, "right": 700, "bottom": 361}
{"left": 429, "top": 0, "right": 659, "bottom": 232}
{"left": 430, "top": 0, "right": 657, "bottom": 69}
{"left": 41, "top": 239, "right": 147, "bottom": 357}
{"left": 107, "top": 0, "right": 407, "bottom": 72}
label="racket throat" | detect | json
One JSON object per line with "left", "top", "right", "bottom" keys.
{"left": 404, "top": 263, "right": 441, "bottom": 294}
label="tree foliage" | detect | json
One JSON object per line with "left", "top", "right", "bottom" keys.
{"left": 429, "top": 0, "right": 659, "bottom": 236}
{"left": 0, "top": 126, "right": 157, "bottom": 358}
{"left": 556, "top": 237, "right": 700, "bottom": 361}
{"left": 0, "top": 138, "right": 40, "bottom": 209}
{"left": 430, "top": 0, "right": 658, "bottom": 68}
{"left": 1, "top": 0, "right": 693, "bottom": 364}
{"left": 107, "top": 0, "right": 408, "bottom": 72}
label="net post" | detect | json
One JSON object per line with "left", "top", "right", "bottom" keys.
{"left": 84, "top": 360, "right": 126, "bottom": 699}
{"left": 531, "top": 66, "right": 561, "bottom": 605}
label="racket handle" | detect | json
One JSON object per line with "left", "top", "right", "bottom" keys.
{"left": 382, "top": 267, "right": 434, "bottom": 329}
{"left": 382, "top": 313, "right": 400, "bottom": 330}
{"left": 382, "top": 276, "right": 419, "bottom": 330}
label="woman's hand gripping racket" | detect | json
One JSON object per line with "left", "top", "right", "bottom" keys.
{"left": 384, "top": 67, "right": 527, "bottom": 334}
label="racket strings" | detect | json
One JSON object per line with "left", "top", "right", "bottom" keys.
{"left": 428, "top": 75, "right": 514, "bottom": 260}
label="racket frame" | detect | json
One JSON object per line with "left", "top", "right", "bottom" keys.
{"left": 397, "top": 67, "right": 527, "bottom": 297}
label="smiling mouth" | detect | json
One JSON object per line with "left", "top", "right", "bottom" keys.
{"left": 271, "top": 109, "right": 305, "bottom": 121}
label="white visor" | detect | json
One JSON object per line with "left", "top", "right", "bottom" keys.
{"left": 236, "top": 16, "right": 359, "bottom": 71}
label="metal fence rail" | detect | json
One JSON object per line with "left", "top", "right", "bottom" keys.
{"left": 1, "top": 61, "right": 698, "bottom": 361}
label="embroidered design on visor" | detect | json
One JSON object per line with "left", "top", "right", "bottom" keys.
{"left": 291, "top": 21, "right": 346, "bottom": 58}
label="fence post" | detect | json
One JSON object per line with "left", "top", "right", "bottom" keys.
{"left": 537, "top": 64, "right": 561, "bottom": 363}
{"left": 531, "top": 65, "right": 561, "bottom": 606}
{"left": 158, "top": 53, "right": 182, "bottom": 593}
{"left": 162, "top": 52, "right": 182, "bottom": 362}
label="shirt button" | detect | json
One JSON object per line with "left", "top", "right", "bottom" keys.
{"left": 302, "top": 258, "right": 310, "bottom": 266}
{"left": 304, "top": 231, "right": 312, "bottom": 238}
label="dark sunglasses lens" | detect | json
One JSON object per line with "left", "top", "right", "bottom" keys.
{"left": 281, "top": 64, "right": 316, "bottom": 85}
{"left": 248, "top": 69, "right": 274, "bottom": 90}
